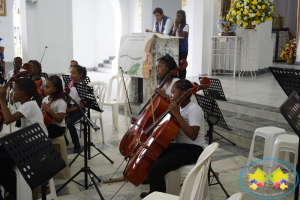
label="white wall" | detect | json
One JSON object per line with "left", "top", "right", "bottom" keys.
{"left": 72, "top": 0, "right": 96, "bottom": 68}
{"left": 0, "top": 0, "right": 15, "bottom": 62}
{"left": 24, "top": 0, "right": 73, "bottom": 74}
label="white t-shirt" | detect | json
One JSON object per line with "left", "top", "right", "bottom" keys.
{"left": 153, "top": 18, "right": 173, "bottom": 35}
{"left": 174, "top": 102, "right": 205, "bottom": 147}
{"left": 69, "top": 85, "right": 81, "bottom": 105}
{"left": 173, "top": 24, "right": 189, "bottom": 36}
{"left": 8, "top": 68, "right": 26, "bottom": 79}
{"left": 0, "top": 39, "right": 4, "bottom": 47}
{"left": 17, "top": 101, "right": 48, "bottom": 136}
{"left": 165, "top": 78, "right": 179, "bottom": 96}
{"left": 42, "top": 96, "right": 67, "bottom": 127}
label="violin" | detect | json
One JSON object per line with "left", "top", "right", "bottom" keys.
{"left": 0, "top": 63, "right": 32, "bottom": 131}
{"left": 119, "top": 60, "right": 188, "bottom": 158}
{"left": 124, "top": 77, "right": 210, "bottom": 186}
{"left": 43, "top": 88, "right": 70, "bottom": 127}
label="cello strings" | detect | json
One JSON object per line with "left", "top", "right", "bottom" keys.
{"left": 108, "top": 158, "right": 126, "bottom": 180}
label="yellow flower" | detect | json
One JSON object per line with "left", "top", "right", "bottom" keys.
{"left": 230, "top": 8, "right": 234, "bottom": 12}
{"left": 246, "top": 0, "right": 250, "bottom": 3}
{"left": 256, "top": 20, "right": 261, "bottom": 24}
{"left": 237, "top": 20, "right": 241, "bottom": 24}
{"left": 267, "top": 17, "right": 272, "bottom": 21}
{"left": 252, "top": 0, "right": 258, "bottom": 5}
{"left": 236, "top": 11, "right": 240, "bottom": 15}
{"left": 252, "top": 5, "right": 256, "bottom": 10}
{"left": 243, "top": 22, "right": 249, "bottom": 27}
{"left": 256, "top": 11, "right": 260, "bottom": 16}
{"left": 240, "top": 8, "right": 243, "bottom": 11}
{"left": 262, "top": 5, "right": 266, "bottom": 9}
{"left": 244, "top": 10, "right": 249, "bottom": 15}
{"left": 237, "top": 3, "right": 241, "bottom": 8}
{"left": 230, "top": 18, "right": 234, "bottom": 22}
{"left": 226, "top": 14, "right": 229, "bottom": 21}
{"left": 271, "top": 6, "right": 274, "bottom": 11}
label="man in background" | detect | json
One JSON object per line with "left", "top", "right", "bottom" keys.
{"left": 146, "top": 8, "right": 173, "bottom": 35}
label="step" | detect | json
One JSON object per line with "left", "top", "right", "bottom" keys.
{"left": 98, "top": 63, "right": 104, "bottom": 67}
{"left": 97, "top": 67, "right": 112, "bottom": 74}
{"left": 221, "top": 110, "right": 294, "bottom": 133}
{"left": 103, "top": 60, "right": 110, "bottom": 64}
{"left": 216, "top": 98, "right": 288, "bottom": 124}
{"left": 103, "top": 63, "right": 112, "bottom": 68}
{"left": 109, "top": 56, "right": 115, "bottom": 60}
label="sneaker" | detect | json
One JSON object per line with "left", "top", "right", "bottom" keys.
{"left": 73, "top": 144, "right": 81, "bottom": 153}
{"left": 140, "top": 192, "right": 150, "bottom": 198}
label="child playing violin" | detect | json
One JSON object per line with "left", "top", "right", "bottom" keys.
{"left": 66, "top": 65, "right": 86, "bottom": 153}
{"left": 28, "top": 60, "right": 45, "bottom": 97}
{"left": 0, "top": 78, "right": 48, "bottom": 200}
{"left": 140, "top": 79, "right": 205, "bottom": 198}
{"left": 42, "top": 75, "right": 67, "bottom": 139}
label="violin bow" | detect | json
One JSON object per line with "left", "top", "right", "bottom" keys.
{"left": 119, "top": 67, "right": 133, "bottom": 117}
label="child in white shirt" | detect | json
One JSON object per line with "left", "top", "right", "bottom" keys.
{"left": 42, "top": 75, "right": 67, "bottom": 139}
{"left": 0, "top": 78, "right": 48, "bottom": 199}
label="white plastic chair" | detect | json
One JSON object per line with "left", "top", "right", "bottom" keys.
{"left": 143, "top": 143, "right": 219, "bottom": 200}
{"left": 103, "top": 74, "right": 131, "bottom": 131}
{"left": 227, "top": 193, "right": 242, "bottom": 200}
{"left": 88, "top": 81, "right": 107, "bottom": 142}
{"left": 14, "top": 167, "right": 57, "bottom": 200}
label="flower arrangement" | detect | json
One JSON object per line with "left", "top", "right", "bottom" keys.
{"left": 280, "top": 39, "right": 297, "bottom": 60}
{"left": 226, "top": 0, "right": 274, "bottom": 28}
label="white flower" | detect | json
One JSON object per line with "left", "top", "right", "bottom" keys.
{"left": 262, "top": 13, "right": 265, "bottom": 16}
{"left": 244, "top": 17, "right": 248, "bottom": 20}
{"left": 237, "top": 15, "right": 241, "bottom": 20}
{"left": 261, "top": 17, "right": 264, "bottom": 21}
{"left": 232, "top": 11, "right": 236, "bottom": 14}
{"left": 252, "top": 21, "right": 256, "bottom": 25}
{"left": 257, "top": 5, "right": 261, "bottom": 9}
{"left": 258, "top": 0, "right": 261, "bottom": 2}
{"left": 245, "top": 6, "right": 249, "bottom": 9}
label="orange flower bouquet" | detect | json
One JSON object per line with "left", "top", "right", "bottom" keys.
{"left": 280, "top": 39, "right": 297, "bottom": 60}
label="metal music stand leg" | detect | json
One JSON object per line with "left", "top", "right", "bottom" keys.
{"left": 207, "top": 120, "right": 230, "bottom": 198}
{"left": 56, "top": 116, "right": 104, "bottom": 200}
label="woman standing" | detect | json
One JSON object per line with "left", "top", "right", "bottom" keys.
{"left": 172, "top": 10, "right": 189, "bottom": 79}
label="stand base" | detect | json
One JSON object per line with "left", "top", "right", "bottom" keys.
{"left": 209, "top": 167, "right": 230, "bottom": 198}
{"left": 56, "top": 167, "right": 104, "bottom": 200}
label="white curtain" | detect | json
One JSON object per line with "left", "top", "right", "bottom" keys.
{"left": 274, "top": 0, "right": 298, "bottom": 38}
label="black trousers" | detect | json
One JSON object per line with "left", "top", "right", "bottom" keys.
{"left": 0, "top": 147, "right": 16, "bottom": 195}
{"left": 148, "top": 143, "right": 203, "bottom": 193}
{"left": 48, "top": 124, "right": 66, "bottom": 139}
{"left": 178, "top": 52, "right": 188, "bottom": 79}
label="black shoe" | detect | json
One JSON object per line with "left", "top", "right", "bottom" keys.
{"left": 141, "top": 177, "right": 149, "bottom": 185}
{"left": 140, "top": 192, "right": 150, "bottom": 198}
{"left": 73, "top": 144, "right": 81, "bottom": 153}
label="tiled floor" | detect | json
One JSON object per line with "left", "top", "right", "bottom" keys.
{"left": 1, "top": 63, "right": 298, "bottom": 199}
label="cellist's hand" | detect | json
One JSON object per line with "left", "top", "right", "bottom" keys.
{"left": 169, "top": 101, "right": 180, "bottom": 118}
{"left": 0, "top": 87, "right": 7, "bottom": 101}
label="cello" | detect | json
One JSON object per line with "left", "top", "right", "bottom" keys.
{"left": 119, "top": 60, "right": 188, "bottom": 158}
{"left": 124, "top": 77, "right": 210, "bottom": 186}
{"left": 0, "top": 63, "right": 32, "bottom": 131}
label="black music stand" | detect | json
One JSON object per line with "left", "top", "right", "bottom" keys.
{"left": 195, "top": 94, "right": 232, "bottom": 198}
{"left": 56, "top": 88, "right": 105, "bottom": 200}
{"left": 71, "top": 83, "right": 113, "bottom": 164}
{"left": 0, "top": 123, "right": 66, "bottom": 200}
{"left": 40, "top": 72, "right": 48, "bottom": 79}
{"left": 62, "top": 75, "right": 91, "bottom": 87}
{"left": 199, "top": 77, "right": 227, "bottom": 101}
{"left": 279, "top": 91, "right": 300, "bottom": 200}
{"left": 269, "top": 67, "right": 300, "bottom": 97}
{"left": 195, "top": 94, "right": 234, "bottom": 145}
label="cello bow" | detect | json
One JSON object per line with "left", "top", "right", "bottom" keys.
{"left": 119, "top": 67, "right": 133, "bottom": 117}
